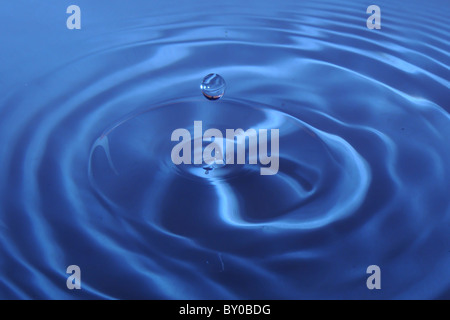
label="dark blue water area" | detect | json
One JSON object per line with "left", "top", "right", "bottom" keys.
{"left": 0, "top": 0, "right": 449, "bottom": 299}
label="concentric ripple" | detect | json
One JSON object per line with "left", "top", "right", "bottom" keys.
{"left": 0, "top": 0, "right": 449, "bottom": 299}
{"left": 89, "top": 99, "right": 370, "bottom": 229}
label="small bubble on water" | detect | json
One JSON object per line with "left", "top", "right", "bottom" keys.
{"left": 203, "top": 160, "right": 220, "bottom": 175}
{"left": 200, "top": 73, "right": 226, "bottom": 100}
{"left": 202, "top": 152, "right": 226, "bottom": 175}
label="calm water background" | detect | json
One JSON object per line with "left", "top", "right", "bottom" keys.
{"left": 0, "top": 0, "right": 449, "bottom": 299}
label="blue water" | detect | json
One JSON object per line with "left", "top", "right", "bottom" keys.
{"left": 0, "top": 0, "right": 449, "bottom": 299}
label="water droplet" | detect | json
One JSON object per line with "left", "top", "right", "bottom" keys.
{"left": 202, "top": 151, "right": 227, "bottom": 175}
{"left": 203, "top": 159, "right": 222, "bottom": 174}
{"left": 200, "top": 73, "right": 226, "bottom": 100}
